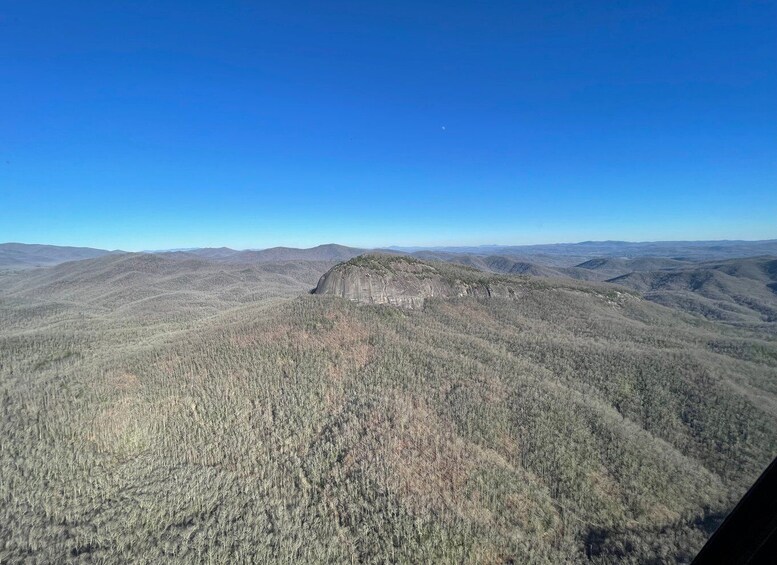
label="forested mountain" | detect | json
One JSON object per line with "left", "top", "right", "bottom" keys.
{"left": 0, "top": 252, "right": 334, "bottom": 325}
{"left": 1, "top": 253, "right": 776, "bottom": 563}
{"left": 608, "top": 257, "right": 777, "bottom": 325}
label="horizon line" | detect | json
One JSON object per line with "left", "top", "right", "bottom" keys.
{"left": 2, "top": 237, "right": 777, "bottom": 254}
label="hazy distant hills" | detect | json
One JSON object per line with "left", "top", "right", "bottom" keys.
{"left": 5, "top": 240, "right": 777, "bottom": 270}
{"left": 6, "top": 239, "right": 777, "bottom": 270}
{"left": 397, "top": 239, "right": 777, "bottom": 261}
{"left": 0, "top": 242, "right": 118, "bottom": 269}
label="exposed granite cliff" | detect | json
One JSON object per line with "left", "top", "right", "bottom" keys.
{"left": 313, "top": 254, "right": 517, "bottom": 309}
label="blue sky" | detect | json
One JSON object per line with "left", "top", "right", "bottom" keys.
{"left": 1, "top": 1, "right": 775, "bottom": 250}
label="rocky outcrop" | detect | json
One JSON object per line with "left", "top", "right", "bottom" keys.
{"left": 313, "top": 254, "right": 517, "bottom": 309}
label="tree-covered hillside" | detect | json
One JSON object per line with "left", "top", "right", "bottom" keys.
{"left": 1, "top": 254, "right": 776, "bottom": 563}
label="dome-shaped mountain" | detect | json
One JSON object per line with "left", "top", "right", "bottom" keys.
{"left": 313, "top": 254, "right": 517, "bottom": 309}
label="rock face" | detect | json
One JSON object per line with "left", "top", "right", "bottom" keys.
{"left": 313, "top": 254, "right": 517, "bottom": 309}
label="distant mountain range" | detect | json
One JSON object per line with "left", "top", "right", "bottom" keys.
{"left": 4, "top": 240, "right": 777, "bottom": 270}
{"left": 0, "top": 243, "right": 366, "bottom": 270}
{"left": 391, "top": 239, "right": 777, "bottom": 261}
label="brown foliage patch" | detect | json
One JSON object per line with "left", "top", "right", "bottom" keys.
{"left": 89, "top": 397, "right": 150, "bottom": 457}
{"left": 369, "top": 395, "right": 487, "bottom": 521}
{"left": 107, "top": 372, "right": 140, "bottom": 392}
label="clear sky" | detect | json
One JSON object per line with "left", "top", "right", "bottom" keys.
{"left": 1, "top": 1, "right": 775, "bottom": 251}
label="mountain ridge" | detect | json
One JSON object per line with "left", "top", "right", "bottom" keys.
{"left": 0, "top": 242, "right": 121, "bottom": 269}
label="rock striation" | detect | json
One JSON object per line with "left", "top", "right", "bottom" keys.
{"left": 313, "top": 254, "right": 517, "bottom": 309}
